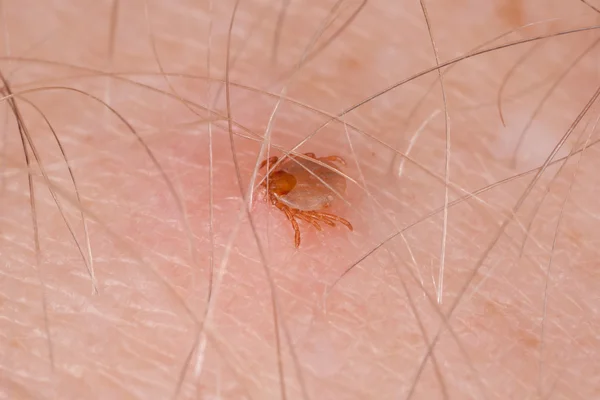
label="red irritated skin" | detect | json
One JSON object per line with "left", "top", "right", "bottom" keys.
{"left": 259, "top": 153, "right": 353, "bottom": 248}
{"left": 2, "top": 1, "right": 600, "bottom": 400}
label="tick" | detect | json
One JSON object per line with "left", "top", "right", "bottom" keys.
{"left": 259, "top": 152, "right": 353, "bottom": 247}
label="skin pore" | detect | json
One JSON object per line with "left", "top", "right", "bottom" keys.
{"left": 2, "top": 0, "right": 600, "bottom": 399}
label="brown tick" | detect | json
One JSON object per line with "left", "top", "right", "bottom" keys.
{"left": 259, "top": 152, "right": 353, "bottom": 247}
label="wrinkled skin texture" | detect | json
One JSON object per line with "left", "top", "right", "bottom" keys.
{"left": 1, "top": 1, "right": 600, "bottom": 399}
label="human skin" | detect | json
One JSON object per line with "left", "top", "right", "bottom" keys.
{"left": 1, "top": 0, "right": 600, "bottom": 399}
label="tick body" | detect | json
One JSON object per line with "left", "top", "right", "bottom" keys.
{"left": 259, "top": 152, "right": 353, "bottom": 248}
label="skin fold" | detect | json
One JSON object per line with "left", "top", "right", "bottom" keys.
{"left": 1, "top": 0, "right": 599, "bottom": 399}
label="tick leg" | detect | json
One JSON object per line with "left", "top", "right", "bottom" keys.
{"left": 273, "top": 198, "right": 302, "bottom": 247}
{"left": 259, "top": 156, "right": 279, "bottom": 171}
{"left": 305, "top": 211, "right": 335, "bottom": 227}
{"left": 318, "top": 155, "right": 346, "bottom": 166}
{"left": 303, "top": 152, "right": 317, "bottom": 159}
{"left": 285, "top": 210, "right": 301, "bottom": 248}
{"left": 310, "top": 211, "right": 353, "bottom": 231}
{"left": 290, "top": 214, "right": 301, "bottom": 248}
{"left": 295, "top": 212, "right": 322, "bottom": 231}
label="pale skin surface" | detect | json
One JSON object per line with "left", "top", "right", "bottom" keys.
{"left": 1, "top": 0, "right": 600, "bottom": 399}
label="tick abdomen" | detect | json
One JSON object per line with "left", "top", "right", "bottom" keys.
{"left": 278, "top": 158, "right": 347, "bottom": 211}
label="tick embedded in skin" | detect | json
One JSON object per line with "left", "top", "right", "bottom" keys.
{"left": 259, "top": 152, "right": 353, "bottom": 248}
